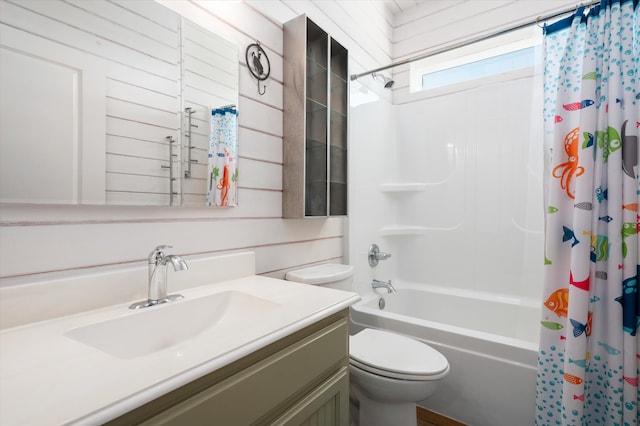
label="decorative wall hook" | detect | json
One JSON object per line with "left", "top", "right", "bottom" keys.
{"left": 245, "top": 41, "right": 270, "bottom": 95}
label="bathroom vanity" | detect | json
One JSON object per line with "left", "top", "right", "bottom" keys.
{"left": 108, "top": 310, "right": 349, "bottom": 425}
{"left": 0, "top": 252, "right": 359, "bottom": 425}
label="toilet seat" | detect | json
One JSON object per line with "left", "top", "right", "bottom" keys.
{"left": 349, "top": 329, "right": 449, "bottom": 381}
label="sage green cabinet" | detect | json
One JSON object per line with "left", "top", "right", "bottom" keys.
{"left": 283, "top": 15, "right": 348, "bottom": 218}
{"left": 106, "top": 310, "right": 350, "bottom": 426}
{"left": 272, "top": 368, "right": 348, "bottom": 425}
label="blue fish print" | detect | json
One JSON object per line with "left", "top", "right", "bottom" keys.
{"left": 569, "top": 358, "right": 588, "bottom": 368}
{"left": 590, "top": 295, "right": 601, "bottom": 302}
{"left": 599, "top": 215, "right": 613, "bottom": 223}
{"left": 582, "top": 99, "right": 595, "bottom": 108}
{"left": 563, "top": 99, "right": 595, "bottom": 110}
{"left": 595, "top": 187, "right": 608, "bottom": 202}
{"left": 597, "top": 341, "right": 621, "bottom": 355}
{"left": 614, "top": 265, "right": 639, "bottom": 335}
{"left": 570, "top": 319, "right": 588, "bottom": 337}
{"left": 562, "top": 226, "right": 579, "bottom": 247}
{"left": 582, "top": 132, "right": 594, "bottom": 149}
{"left": 636, "top": 92, "right": 640, "bottom": 99}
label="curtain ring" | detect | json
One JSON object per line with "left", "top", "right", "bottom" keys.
{"left": 536, "top": 16, "right": 544, "bottom": 28}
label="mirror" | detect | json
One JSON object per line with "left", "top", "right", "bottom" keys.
{"left": 0, "top": 0, "right": 239, "bottom": 206}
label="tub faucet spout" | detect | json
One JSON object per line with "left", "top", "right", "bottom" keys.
{"left": 372, "top": 279, "right": 396, "bottom": 293}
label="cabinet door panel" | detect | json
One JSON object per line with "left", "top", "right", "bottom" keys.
{"left": 272, "top": 367, "right": 349, "bottom": 426}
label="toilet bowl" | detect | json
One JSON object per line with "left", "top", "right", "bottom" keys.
{"left": 285, "top": 264, "right": 450, "bottom": 426}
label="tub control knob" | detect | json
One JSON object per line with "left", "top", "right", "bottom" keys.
{"left": 368, "top": 243, "right": 391, "bottom": 267}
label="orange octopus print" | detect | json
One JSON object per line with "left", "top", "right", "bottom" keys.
{"left": 552, "top": 127, "right": 585, "bottom": 199}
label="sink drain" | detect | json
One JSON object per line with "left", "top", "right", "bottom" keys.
{"left": 378, "top": 298, "right": 385, "bottom": 310}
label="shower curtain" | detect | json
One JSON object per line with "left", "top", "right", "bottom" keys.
{"left": 536, "top": 1, "right": 639, "bottom": 424}
{"left": 207, "top": 106, "right": 238, "bottom": 207}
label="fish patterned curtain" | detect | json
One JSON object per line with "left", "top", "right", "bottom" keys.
{"left": 536, "top": 1, "right": 639, "bottom": 424}
{"left": 207, "top": 106, "right": 238, "bottom": 207}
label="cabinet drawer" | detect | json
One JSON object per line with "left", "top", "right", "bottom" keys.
{"left": 141, "top": 317, "right": 348, "bottom": 425}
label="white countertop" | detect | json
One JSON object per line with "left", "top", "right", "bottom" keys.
{"left": 0, "top": 276, "right": 359, "bottom": 425}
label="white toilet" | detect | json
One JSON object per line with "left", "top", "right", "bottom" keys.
{"left": 285, "top": 264, "right": 450, "bottom": 426}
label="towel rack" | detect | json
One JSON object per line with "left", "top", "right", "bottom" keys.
{"left": 161, "top": 136, "right": 178, "bottom": 205}
{"left": 184, "top": 107, "right": 198, "bottom": 178}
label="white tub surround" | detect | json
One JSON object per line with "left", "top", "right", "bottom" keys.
{"left": 0, "top": 252, "right": 360, "bottom": 425}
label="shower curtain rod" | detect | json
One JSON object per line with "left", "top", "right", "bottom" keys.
{"left": 349, "top": 0, "right": 599, "bottom": 81}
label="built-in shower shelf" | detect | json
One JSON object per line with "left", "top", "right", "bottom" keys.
{"left": 379, "top": 183, "right": 427, "bottom": 192}
{"left": 379, "top": 225, "right": 427, "bottom": 236}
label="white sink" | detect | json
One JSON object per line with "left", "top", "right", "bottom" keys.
{"left": 65, "top": 291, "right": 279, "bottom": 359}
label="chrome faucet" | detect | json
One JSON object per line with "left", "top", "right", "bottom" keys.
{"left": 368, "top": 243, "right": 391, "bottom": 267}
{"left": 372, "top": 278, "right": 396, "bottom": 293}
{"left": 129, "top": 245, "right": 188, "bottom": 310}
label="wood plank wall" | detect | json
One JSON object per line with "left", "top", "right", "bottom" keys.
{"left": 1, "top": 0, "right": 245, "bottom": 206}
{"left": 0, "top": 0, "right": 394, "bottom": 282}
{"left": 1, "top": 0, "right": 182, "bottom": 205}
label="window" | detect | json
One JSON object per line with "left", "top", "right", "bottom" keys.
{"left": 410, "top": 25, "right": 541, "bottom": 94}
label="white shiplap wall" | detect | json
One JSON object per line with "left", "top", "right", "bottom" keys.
{"left": 2, "top": 0, "right": 244, "bottom": 206}
{"left": 0, "top": 0, "right": 395, "bottom": 282}
{"left": 0, "top": 0, "right": 578, "bottom": 284}
{"left": 1, "top": 0, "right": 183, "bottom": 205}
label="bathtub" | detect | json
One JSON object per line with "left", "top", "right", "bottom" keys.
{"left": 349, "top": 281, "right": 540, "bottom": 426}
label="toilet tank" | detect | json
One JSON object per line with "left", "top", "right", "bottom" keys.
{"left": 285, "top": 264, "right": 353, "bottom": 291}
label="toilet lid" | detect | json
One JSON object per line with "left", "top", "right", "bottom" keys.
{"left": 285, "top": 264, "right": 353, "bottom": 285}
{"left": 349, "top": 329, "right": 449, "bottom": 381}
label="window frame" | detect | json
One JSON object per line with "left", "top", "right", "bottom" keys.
{"left": 410, "top": 25, "right": 541, "bottom": 96}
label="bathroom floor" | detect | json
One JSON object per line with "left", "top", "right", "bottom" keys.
{"left": 417, "top": 407, "right": 467, "bottom": 426}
